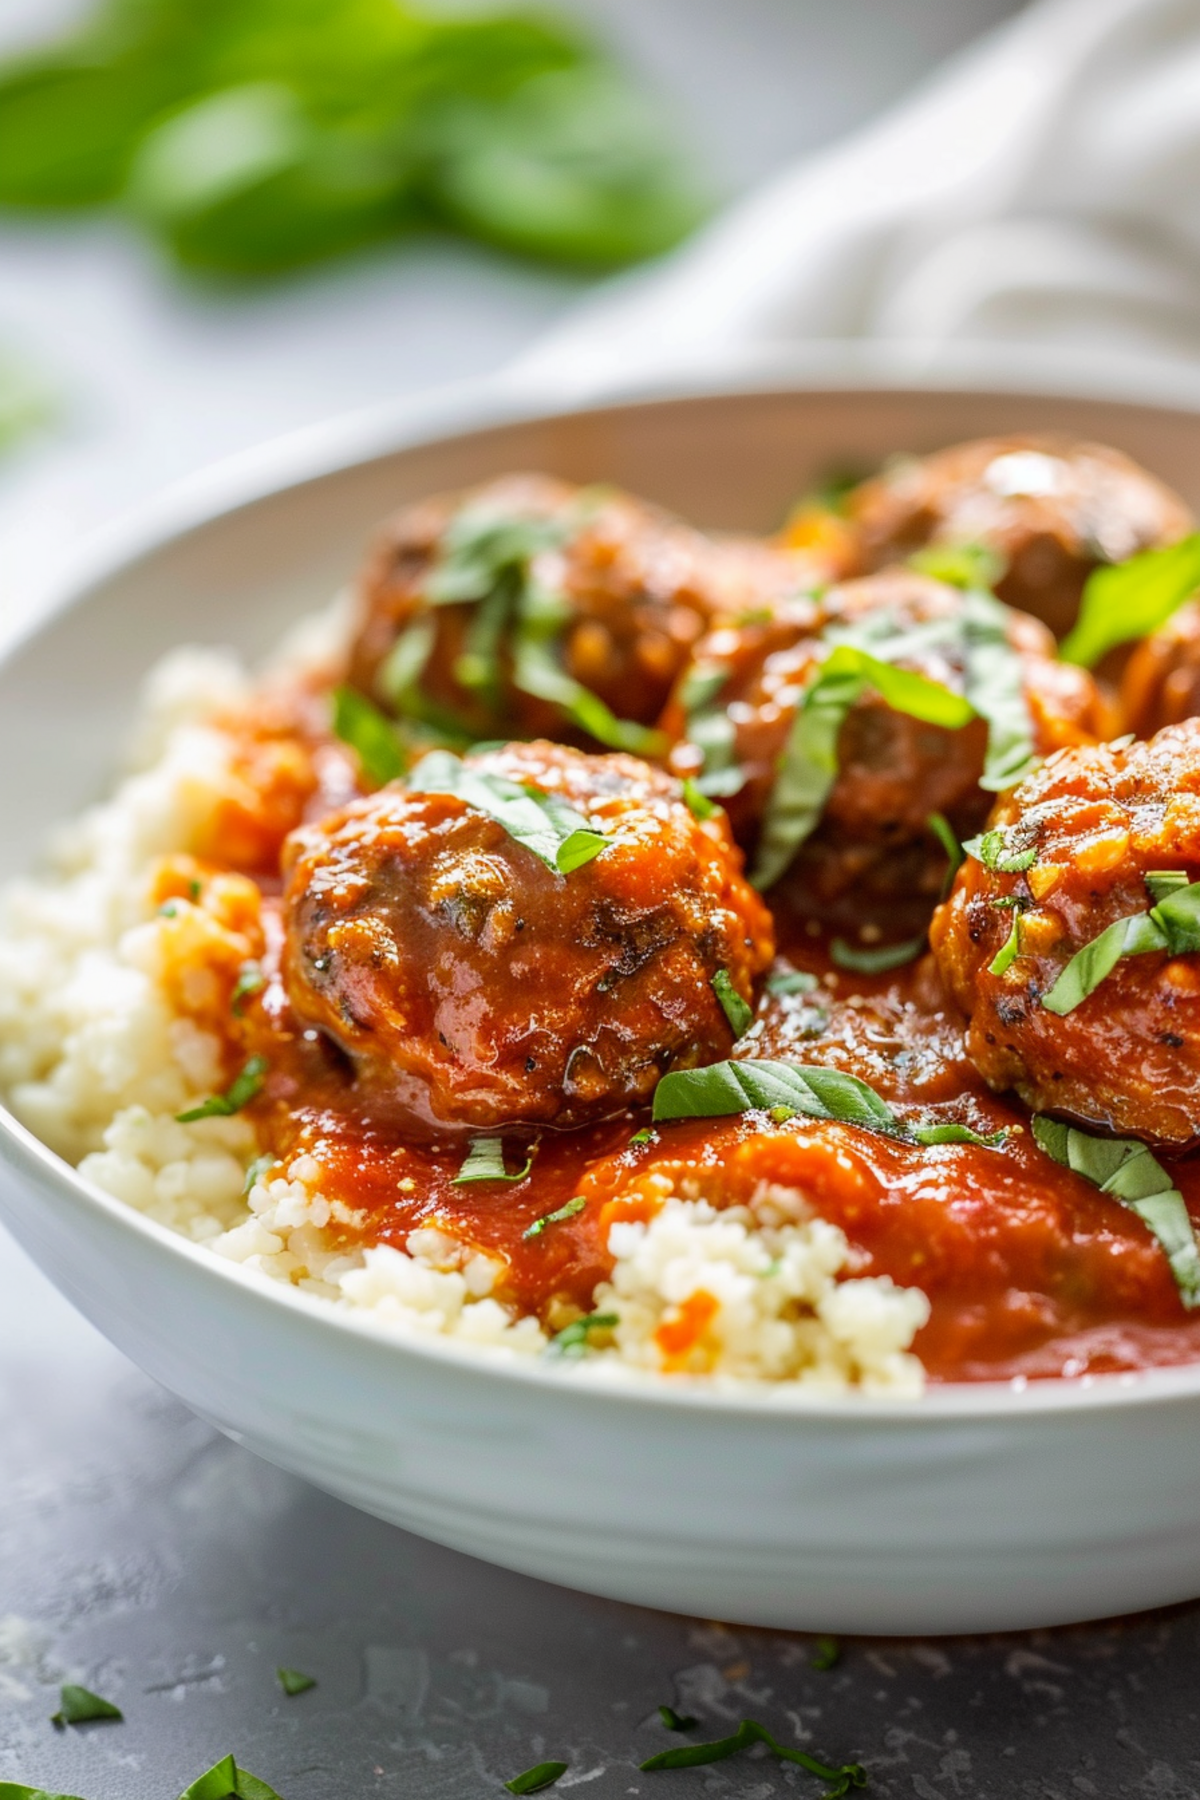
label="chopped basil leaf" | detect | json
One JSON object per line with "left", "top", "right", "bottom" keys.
{"left": 177, "top": 1055, "right": 268, "bottom": 1123}
{"left": 0, "top": 1785, "right": 88, "bottom": 1799}
{"left": 909, "top": 541, "right": 1006, "bottom": 590}
{"left": 911, "top": 1121, "right": 1009, "bottom": 1148}
{"left": 629, "top": 1127, "right": 655, "bottom": 1147}
{"left": 963, "top": 826, "right": 1037, "bottom": 875}
{"left": 513, "top": 622, "right": 665, "bottom": 756}
{"left": 989, "top": 912, "right": 1022, "bottom": 977}
{"left": 960, "top": 590, "right": 1039, "bottom": 792}
{"left": 1061, "top": 532, "right": 1200, "bottom": 668}
{"left": 407, "top": 751, "right": 609, "bottom": 874}
{"left": 766, "top": 969, "right": 819, "bottom": 996}
{"left": 231, "top": 960, "right": 265, "bottom": 1016}
{"left": 652, "top": 1059, "right": 906, "bottom": 1137}
{"left": 378, "top": 617, "right": 438, "bottom": 712}
{"left": 711, "top": 967, "right": 754, "bottom": 1036}
{"left": 658, "top": 1705, "right": 698, "bottom": 1731}
{"left": 276, "top": 1667, "right": 316, "bottom": 1696}
{"left": 546, "top": 1312, "right": 619, "bottom": 1358}
{"left": 830, "top": 934, "right": 925, "bottom": 974}
{"left": 681, "top": 776, "right": 718, "bottom": 821}
{"left": 927, "top": 810, "right": 964, "bottom": 895}
{"left": 639, "top": 1718, "right": 867, "bottom": 1791}
{"left": 678, "top": 662, "right": 745, "bottom": 797}
{"left": 453, "top": 1136, "right": 536, "bottom": 1185}
{"left": 1041, "top": 875, "right": 1200, "bottom": 1015}
{"left": 175, "top": 1754, "right": 284, "bottom": 1800}
{"left": 811, "top": 1636, "right": 841, "bottom": 1671}
{"left": 331, "top": 685, "right": 406, "bottom": 786}
{"left": 1032, "top": 1116, "right": 1200, "bottom": 1308}
{"left": 504, "top": 1762, "right": 568, "bottom": 1795}
{"left": 678, "top": 664, "right": 728, "bottom": 715}
{"left": 50, "top": 1685, "right": 123, "bottom": 1727}
{"left": 523, "top": 1195, "right": 586, "bottom": 1239}
{"left": 769, "top": 1104, "right": 797, "bottom": 1124}
{"left": 243, "top": 1154, "right": 274, "bottom": 1197}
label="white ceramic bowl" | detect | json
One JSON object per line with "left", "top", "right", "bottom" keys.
{"left": 7, "top": 356, "right": 1200, "bottom": 1637}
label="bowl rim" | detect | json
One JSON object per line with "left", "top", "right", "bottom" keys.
{"left": 8, "top": 342, "right": 1200, "bottom": 1425}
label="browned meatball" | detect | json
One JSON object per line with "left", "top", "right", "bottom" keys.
{"left": 282, "top": 740, "right": 774, "bottom": 1133}
{"left": 662, "top": 569, "right": 1110, "bottom": 929}
{"left": 846, "top": 436, "right": 1192, "bottom": 639}
{"left": 930, "top": 722, "right": 1200, "bottom": 1146}
{"left": 348, "top": 473, "right": 819, "bottom": 751}
{"left": 1120, "top": 600, "right": 1200, "bottom": 738}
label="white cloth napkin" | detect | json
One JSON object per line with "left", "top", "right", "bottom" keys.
{"left": 518, "top": 0, "right": 1200, "bottom": 384}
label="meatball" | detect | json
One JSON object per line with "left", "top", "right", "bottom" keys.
{"left": 930, "top": 721, "right": 1200, "bottom": 1146}
{"left": 282, "top": 740, "right": 774, "bottom": 1133}
{"left": 1120, "top": 600, "right": 1200, "bottom": 739}
{"left": 845, "top": 436, "right": 1192, "bottom": 639}
{"left": 347, "top": 473, "right": 819, "bottom": 751}
{"left": 662, "top": 568, "right": 1109, "bottom": 929}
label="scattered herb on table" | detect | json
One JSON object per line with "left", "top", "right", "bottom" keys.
{"left": 639, "top": 1717, "right": 867, "bottom": 1794}
{"left": 1032, "top": 1116, "right": 1200, "bottom": 1309}
{"left": 453, "top": 1136, "right": 536, "bottom": 1185}
{"left": 177, "top": 1055, "right": 269, "bottom": 1122}
{"left": 175, "top": 1753, "right": 285, "bottom": 1799}
{"left": 1041, "top": 873, "right": 1200, "bottom": 1015}
{"left": 523, "top": 1195, "right": 586, "bottom": 1238}
{"left": 407, "top": 750, "right": 609, "bottom": 874}
{"left": 1061, "top": 533, "right": 1200, "bottom": 668}
{"left": 50, "top": 1685, "right": 123, "bottom": 1727}
{"left": 504, "top": 1760, "right": 569, "bottom": 1794}
{"left": 275, "top": 1667, "right": 316, "bottom": 1697}
{"left": 658, "top": 1704, "right": 697, "bottom": 1731}
{"left": 811, "top": 1636, "right": 841, "bottom": 1671}
{"left": 711, "top": 967, "right": 754, "bottom": 1036}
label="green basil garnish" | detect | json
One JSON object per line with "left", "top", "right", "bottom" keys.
{"left": 177, "top": 1056, "right": 268, "bottom": 1123}
{"left": 0, "top": 1785, "right": 88, "bottom": 1799}
{"left": 1061, "top": 533, "right": 1200, "bottom": 668}
{"left": 1032, "top": 1116, "right": 1200, "bottom": 1308}
{"left": 963, "top": 826, "right": 1037, "bottom": 875}
{"left": 50, "top": 1685, "right": 122, "bottom": 1727}
{"left": 175, "top": 1754, "right": 284, "bottom": 1799}
{"left": 988, "top": 911, "right": 1022, "bottom": 977}
{"left": 1042, "top": 874, "right": 1200, "bottom": 1015}
{"left": 766, "top": 969, "right": 819, "bottom": 997}
{"left": 908, "top": 541, "right": 1006, "bottom": 591}
{"left": 629, "top": 1127, "right": 655, "bottom": 1147}
{"left": 331, "top": 685, "right": 406, "bottom": 786}
{"left": 639, "top": 1718, "right": 867, "bottom": 1792}
{"left": 453, "top": 1137, "right": 536, "bottom": 1185}
{"left": 658, "top": 1705, "right": 698, "bottom": 1731}
{"left": 927, "top": 810, "right": 964, "bottom": 896}
{"left": 911, "top": 1122, "right": 1009, "bottom": 1148}
{"left": 711, "top": 968, "right": 754, "bottom": 1036}
{"left": 959, "top": 590, "right": 1040, "bottom": 793}
{"left": 830, "top": 935, "right": 925, "bottom": 974}
{"left": 681, "top": 777, "right": 718, "bottom": 821}
{"left": 523, "top": 1195, "right": 586, "bottom": 1239}
{"left": 276, "top": 1668, "right": 316, "bottom": 1697}
{"left": 504, "top": 1762, "right": 568, "bottom": 1795}
{"left": 407, "top": 750, "right": 608, "bottom": 874}
{"left": 811, "top": 1637, "right": 841, "bottom": 1672}
{"left": 546, "top": 1312, "right": 619, "bottom": 1358}
{"left": 231, "top": 960, "right": 265, "bottom": 1017}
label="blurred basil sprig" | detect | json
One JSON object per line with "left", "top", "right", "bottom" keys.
{"left": 0, "top": 0, "right": 705, "bottom": 277}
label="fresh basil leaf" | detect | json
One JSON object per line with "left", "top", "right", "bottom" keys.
{"left": 766, "top": 969, "right": 819, "bottom": 996}
{"left": 1061, "top": 533, "right": 1200, "bottom": 668}
{"left": 629, "top": 1127, "right": 655, "bottom": 1147}
{"left": 231, "top": 960, "right": 265, "bottom": 1016}
{"left": 0, "top": 1784, "right": 89, "bottom": 1800}
{"left": 927, "top": 810, "right": 964, "bottom": 895}
{"left": 504, "top": 1762, "right": 568, "bottom": 1795}
{"left": 276, "top": 1667, "right": 316, "bottom": 1696}
{"left": 963, "top": 826, "right": 1037, "bottom": 875}
{"left": 711, "top": 968, "right": 754, "bottom": 1036}
{"left": 50, "top": 1684, "right": 123, "bottom": 1726}
{"left": 911, "top": 1122, "right": 1009, "bottom": 1148}
{"left": 523, "top": 1195, "right": 586, "bottom": 1239}
{"left": 377, "top": 617, "right": 437, "bottom": 715}
{"left": 177, "top": 1056, "right": 268, "bottom": 1123}
{"left": 512, "top": 626, "right": 665, "bottom": 756}
{"left": 908, "top": 541, "right": 1006, "bottom": 591}
{"left": 681, "top": 776, "right": 718, "bottom": 820}
{"left": 678, "top": 664, "right": 728, "bottom": 714}
{"left": 407, "top": 750, "right": 609, "bottom": 874}
{"left": 830, "top": 934, "right": 925, "bottom": 974}
{"left": 961, "top": 591, "right": 1039, "bottom": 792}
{"left": 658, "top": 1704, "right": 698, "bottom": 1730}
{"left": 1041, "top": 876, "right": 1200, "bottom": 1015}
{"left": 175, "top": 1754, "right": 284, "bottom": 1800}
{"left": 331, "top": 685, "right": 406, "bottom": 786}
{"left": 989, "top": 912, "right": 1022, "bottom": 977}
{"left": 546, "top": 1312, "right": 618, "bottom": 1358}
{"left": 453, "top": 1136, "right": 535, "bottom": 1185}
{"left": 1032, "top": 1116, "right": 1200, "bottom": 1308}
{"left": 810, "top": 1636, "right": 841, "bottom": 1672}
{"left": 652, "top": 1059, "right": 906, "bottom": 1137}
{"left": 639, "top": 1718, "right": 866, "bottom": 1790}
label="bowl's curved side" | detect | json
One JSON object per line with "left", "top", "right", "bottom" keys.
{"left": 6, "top": 369, "right": 1200, "bottom": 1633}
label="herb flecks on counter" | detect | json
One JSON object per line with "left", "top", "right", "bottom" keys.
{"left": 276, "top": 1668, "right": 316, "bottom": 1697}
{"left": 175, "top": 1752, "right": 285, "bottom": 1798}
{"left": 639, "top": 1717, "right": 867, "bottom": 1794}
{"left": 50, "top": 1685, "right": 123, "bottom": 1727}
{"left": 1032, "top": 1116, "right": 1200, "bottom": 1309}
{"left": 658, "top": 1705, "right": 698, "bottom": 1731}
{"left": 504, "top": 1760, "right": 569, "bottom": 1793}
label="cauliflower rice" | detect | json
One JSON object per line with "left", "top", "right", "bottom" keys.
{"left": 0, "top": 648, "right": 930, "bottom": 1395}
